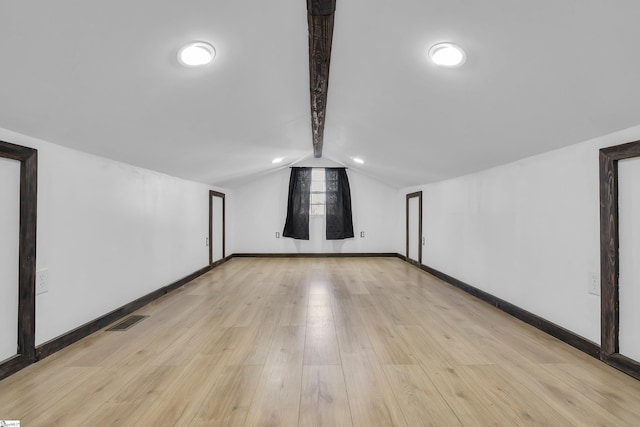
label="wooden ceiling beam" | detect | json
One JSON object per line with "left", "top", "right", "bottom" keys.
{"left": 307, "top": 0, "right": 336, "bottom": 158}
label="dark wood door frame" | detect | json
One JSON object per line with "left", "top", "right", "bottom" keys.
{"left": 600, "top": 139, "right": 640, "bottom": 380}
{"left": 209, "top": 190, "right": 226, "bottom": 266}
{"left": 0, "top": 140, "right": 37, "bottom": 380}
{"left": 405, "top": 191, "right": 423, "bottom": 267}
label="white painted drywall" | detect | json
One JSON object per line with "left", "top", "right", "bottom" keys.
{"left": 399, "top": 124, "right": 640, "bottom": 344}
{"left": 232, "top": 167, "right": 397, "bottom": 253}
{"left": 0, "top": 127, "right": 231, "bottom": 346}
{"left": 618, "top": 156, "right": 640, "bottom": 361}
{"left": 212, "top": 195, "right": 224, "bottom": 262}
{"left": 0, "top": 157, "right": 20, "bottom": 361}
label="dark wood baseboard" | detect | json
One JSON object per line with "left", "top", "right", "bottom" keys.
{"left": 210, "top": 255, "right": 231, "bottom": 269}
{"left": 9, "top": 253, "right": 604, "bottom": 381}
{"left": 0, "top": 354, "right": 31, "bottom": 381}
{"left": 400, "top": 257, "right": 600, "bottom": 359}
{"left": 230, "top": 253, "right": 398, "bottom": 258}
{"left": 603, "top": 353, "right": 640, "bottom": 381}
{"left": 35, "top": 262, "right": 223, "bottom": 361}
{"left": 27, "top": 253, "right": 389, "bottom": 366}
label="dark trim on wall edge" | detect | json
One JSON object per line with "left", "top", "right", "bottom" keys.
{"left": 399, "top": 256, "right": 601, "bottom": 360}
{"left": 0, "top": 140, "right": 38, "bottom": 381}
{"left": 34, "top": 260, "right": 227, "bottom": 363}
{"left": 209, "top": 190, "right": 226, "bottom": 265}
{"left": 0, "top": 354, "right": 31, "bottom": 381}
{"left": 211, "top": 255, "right": 232, "bottom": 268}
{"left": 28, "top": 253, "right": 384, "bottom": 368}
{"left": 603, "top": 353, "right": 640, "bottom": 380}
{"left": 6, "top": 253, "right": 603, "bottom": 380}
{"left": 598, "top": 140, "right": 640, "bottom": 381}
{"left": 229, "top": 253, "right": 398, "bottom": 258}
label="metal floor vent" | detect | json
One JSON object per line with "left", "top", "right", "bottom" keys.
{"left": 106, "top": 315, "right": 148, "bottom": 331}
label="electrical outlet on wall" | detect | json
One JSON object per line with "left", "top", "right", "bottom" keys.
{"left": 276, "top": 231, "right": 280, "bottom": 238}
{"left": 36, "top": 269, "right": 49, "bottom": 295}
{"left": 360, "top": 231, "right": 365, "bottom": 238}
{"left": 588, "top": 272, "right": 600, "bottom": 296}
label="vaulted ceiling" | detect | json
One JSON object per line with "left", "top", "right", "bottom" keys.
{"left": 2, "top": 1, "right": 640, "bottom": 188}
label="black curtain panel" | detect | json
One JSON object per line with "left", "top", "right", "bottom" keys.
{"left": 283, "top": 167, "right": 311, "bottom": 240}
{"left": 325, "top": 168, "right": 354, "bottom": 240}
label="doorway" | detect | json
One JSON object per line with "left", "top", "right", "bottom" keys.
{"left": 406, "top": 191, "right": 422, "bottom": 267}
{"left": 0, "top": 157, "right": 20, "bottom": 364}
{"left": 209, "top": 191, "right": 226, "bottom": 266}
{"left": 599, "top": 140, "right": 640, "bottom": 380}
{"left": 0, "top": 140, "right": 37, "bottom": 380}
{"left": 618, "top": 156, "right": 640, "bottom": 364}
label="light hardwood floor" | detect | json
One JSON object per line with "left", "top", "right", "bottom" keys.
{"left": 1, "top": 257, "right": 640, "bottom": 426}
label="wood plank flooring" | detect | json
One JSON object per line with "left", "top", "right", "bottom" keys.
{"left": 2, "top": 257, "right": 640, "bottom": 426}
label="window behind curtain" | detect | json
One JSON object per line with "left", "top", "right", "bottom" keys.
{"left": 310, "top": 168, "right": 326, "bottom": 216}
{"left": 325, "top": 168, "right": 354, "bottom": 240}
{"left": 282, "top": 167, "right": 311, "bottom": 240}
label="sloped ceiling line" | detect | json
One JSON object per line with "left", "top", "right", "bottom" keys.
{"left": 307, "top": 0, "right": 336, "bottom": 158}
{"left": 4, "top": 3, "right": 640, "bottom": 189}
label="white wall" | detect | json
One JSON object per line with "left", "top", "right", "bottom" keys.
{"left": 0, "top": 127, "right": 230, "bottom": 345}
{"left": 398, "top": 124, "right": 640, "bottom": 344}
{"left": 0, "top": 157, "right": 20, "bottom": 361}
{"left": 618, "top": 156, "right": 640, "bottom": 360}
{"left": 232, "top": 167, "right": 397, "bottom": 253}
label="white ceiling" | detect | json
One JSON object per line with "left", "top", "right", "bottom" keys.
{"left": 2, "top": 1, "right": 640, "bottom": 188}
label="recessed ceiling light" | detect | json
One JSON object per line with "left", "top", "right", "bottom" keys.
{"left": 428, "top": 42, "right": 466, "bottom": 67}
{"left": 272, "top": 157, "right": 284, "bottom": 164}
{"left": 178, "top": 42, "right": 216, "bottom": 67}
{"left": 352, "top": 157, "right": 364, "bottom": 164}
